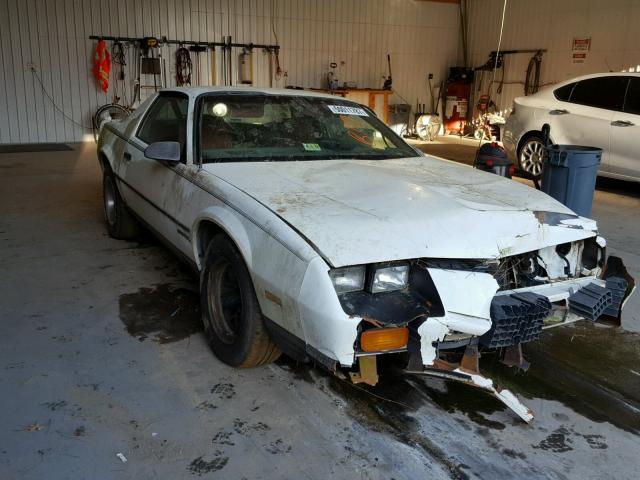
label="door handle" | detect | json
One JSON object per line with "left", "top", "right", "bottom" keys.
{"left": 549, "top": 109, "right": 569, "bottom": 115}
{"left": 123, "top": 152, "right": 132, "bottom": 161}
{"left": 611, "top": 120, "right": 634, "bottom": 127}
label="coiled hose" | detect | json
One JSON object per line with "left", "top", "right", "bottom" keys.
{"left": 176, "top": 47, "right": 192, "bottom": 86}
{"left": 525, "top": 51, "right": 543, "bottom": 95}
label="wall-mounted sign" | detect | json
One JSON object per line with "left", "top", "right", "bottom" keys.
{"left": 572, "top": 37, "right": 591, "bottom": 63}
{"left": 572, "top": 37, "right": 591, "bottom": 52}
{"left": 572, "top": 53, "right": 587, "bottom": 64}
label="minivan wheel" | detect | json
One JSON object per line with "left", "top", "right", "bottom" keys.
{"left": 518, "top": 134, "right": 546, "bottom": 179}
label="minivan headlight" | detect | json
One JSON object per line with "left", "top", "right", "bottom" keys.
{"left": 329, "top": 266, "right": 366, "bottom": 293}
{"left": 370, "top": 263, "right": 410, "bottom": 293}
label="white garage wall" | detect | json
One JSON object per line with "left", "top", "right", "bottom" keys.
{"left": 0, "top": 0, "right": 460, "bottom": 144}
{"left": 466, "top": 0, "right": 640, "bottom": 113}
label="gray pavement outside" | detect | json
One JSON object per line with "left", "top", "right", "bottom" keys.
{"left": 1, "top": 142, "right": 639, "bottom": 480}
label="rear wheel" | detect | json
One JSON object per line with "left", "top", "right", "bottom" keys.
{"left": 518, "top": 134, "right": 546, "bottom": 178}
{"left": 103, "top": 171, "right": 140, "bottom": 240}
{"left": 200, "top": 234, "right": 280, "bottom": 367}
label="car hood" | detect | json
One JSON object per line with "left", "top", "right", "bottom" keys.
{"left": 203, "top": 157, "right": 597, "bottom": 267}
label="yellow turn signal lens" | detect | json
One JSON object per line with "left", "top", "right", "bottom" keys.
{"left": 360, "top": 327, "right": 409, "bottom": 352}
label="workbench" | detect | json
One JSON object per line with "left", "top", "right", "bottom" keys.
{"left": 310, "top": 88, "right": 392, "bottom": 123}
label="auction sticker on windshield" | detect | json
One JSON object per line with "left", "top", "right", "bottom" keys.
{"left": 327, "top": 105, "right": 368, "bottom": 116}
{"left": 302, "top": 143, "right": 321, "bottom": 151}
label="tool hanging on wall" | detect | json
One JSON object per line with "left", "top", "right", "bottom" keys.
{"left": 326, "top": 62, "right": 338, "bottom": 90}
{"left": 238, "top": 48, "right": 253, "bottom": 85}
{"left": 224, "top": 36, "right": 233, "bottom": 86}
{"left": 92, "top": 39, "right": 111, "bottom": 93}
{"left": 138, "top": 37, "right": 164, "bottom": 97}
{"left": 111, "top": 41, "right": 127, "bottom": 103}
{"left": 176, "top": 46, "right": 192, "bottom": 86}
{"left": 189, "top": 45, "right": 207, "bottom": 85}
{"left": 383, "top": 54, "right": 392, "bottom": 90}
{"left": 266, "top": 48, "right": 273, "bottom": 88}
{"left": 474, "top": 49, "right": 546, "bottom": 96}
{"left": 90, "top": 34, "right": 280, "bottom": 90}
{"left": 525, "top": 50, "right": 543, "bottom": 95}
{"left": 221, "top": 40, "right": 227, "bottom": 86}
{"left": 218, "top": 36, "right": 232, "bottom": 86}
{"left": 130, "top": 41, "right": 140, "bottom": 105}
{"left": 210, "top": 47, "right": 217, "bottom": 85}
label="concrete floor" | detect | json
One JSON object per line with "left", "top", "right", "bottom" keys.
{"left": 1, "top": 142, "right": 639, "bottom": 480}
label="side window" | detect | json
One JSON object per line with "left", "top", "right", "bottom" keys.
{"left": 137, "top": 95, "right": 189, "bottom": 148}
{"left": 553, "top": 82, "right": 575, "bottom": 101}
{"left": 623, "top": 78, "right": 640, "bottom": 115}
{"left": 569, "top": 77, "right": 628, "bottom": 111}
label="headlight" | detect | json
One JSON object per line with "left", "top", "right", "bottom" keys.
{"left": 329, "top": 266, "right": 365, "bottom": 293}
{"left": 370, "top": 263, "right": 410, "bottom": 293}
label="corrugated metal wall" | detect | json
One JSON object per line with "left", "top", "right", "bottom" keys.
{"left": 466, "top": 0, "right": 640, "bottom": 113}
{"left": 0, "top": 0, "right": 460, "bottom": 144}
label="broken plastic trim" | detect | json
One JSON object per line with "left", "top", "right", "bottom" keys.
{"left": 481, "top": 292, "right": 551, "bottom": 348}
{"left": 406, "top": 367, "right": 534, "bottom": 423}
{"left": 568, "top": 282, "right": 612, "bottom": 320}
{"left": 603, "top": 277, "right": 628, "bottom": 317}
{"left": 602, "top": 255, "right": 636, "bottom": 324}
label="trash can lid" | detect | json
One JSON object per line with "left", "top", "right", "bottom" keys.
{"left": 545, "top": 144, "right": 602, "bottom": 168}
{"left": 546, "top": 145, "right": 603, "bottom": 153}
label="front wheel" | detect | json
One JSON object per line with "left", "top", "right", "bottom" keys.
{"left": 103, "top": 171, "right": 140, "bottom": 240}
{"left": 518, "top": 134, "right": 546, "bottom": 179}
{"left": 200, "top": 234, "right": 280, "bottom": 367}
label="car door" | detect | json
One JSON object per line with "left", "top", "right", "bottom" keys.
{"left": 609, "top": 76, "right": 640, "bottom": 180}
{"left": 545, "top": 76, "right": 628, "bottom": 173}
{"left": 122, "top": 92, "right": 190, "bottom": 245}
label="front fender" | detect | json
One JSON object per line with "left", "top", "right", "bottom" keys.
{"left": 191, "top": 207, "right": 254, "bottom": 271}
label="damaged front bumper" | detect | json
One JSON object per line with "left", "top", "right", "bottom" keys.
{"left": 341, "top": 255, "right": 635, "bottom": 422}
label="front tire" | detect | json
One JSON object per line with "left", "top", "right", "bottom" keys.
{"left": 518, "top": 134, "right": 546, "bottom": 179}
{"left": 200, "top": 234, "right": 280, "bottom": 367}
{"left": 103, "top": 171, "right": 140, "bottom": 240}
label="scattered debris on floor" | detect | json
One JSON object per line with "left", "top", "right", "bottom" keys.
{"left": 22, "top": 423, "right": 46, "bottom": 432}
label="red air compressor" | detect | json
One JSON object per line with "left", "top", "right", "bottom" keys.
{"left": 444, "top": 67, "right": 473, "bottom": 135}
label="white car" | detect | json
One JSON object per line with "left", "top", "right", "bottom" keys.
{"left": 504, "top": 72, "right": 640, "bottom": 181}
{"left": 98, "top": 87, "right": 633, "bottom": 422}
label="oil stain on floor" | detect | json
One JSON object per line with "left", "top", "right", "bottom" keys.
{"left": 119, "top": 283, "right": 202, "bottom": 343}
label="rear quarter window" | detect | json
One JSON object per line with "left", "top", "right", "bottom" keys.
{"left": 553, "top": 83, "right": 575, "bottom": 101}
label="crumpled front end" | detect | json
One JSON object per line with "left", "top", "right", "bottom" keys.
{"left": 318, "top": 235, "right": 635, "bottom": 422}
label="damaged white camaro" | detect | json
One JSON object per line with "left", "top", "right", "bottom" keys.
{"left": 98, "top": 87, "right": 634, "bottom": 422}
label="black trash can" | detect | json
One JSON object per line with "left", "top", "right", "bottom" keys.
{"left": 474, "top": 142, "right": 514, "bottom": 178}
{"left": 541, "top": 145, "right": 602, "bottom": 218}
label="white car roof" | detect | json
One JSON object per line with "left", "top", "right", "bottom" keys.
{"left": 160, "top": 86, "right": 342, "bottom": 100}
{"left": 556, "top": 71, "right": 640, "bottom": 86}
{"left": 521, "top": 71, "right": 640, "bottom": 100}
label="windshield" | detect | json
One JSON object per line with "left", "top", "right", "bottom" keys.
{"left": 198, "top": 94, "right": 418, "bottom": 163}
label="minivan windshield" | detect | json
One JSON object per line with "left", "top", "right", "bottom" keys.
{"left": 198, "top": 94, "right": 418, "bottom": 163}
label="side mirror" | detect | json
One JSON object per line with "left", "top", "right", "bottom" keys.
{"left": 144, "top": 141, "right": 181, "bottom": 164}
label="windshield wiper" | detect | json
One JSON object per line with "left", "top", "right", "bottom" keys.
{"left": 202, "top": 152, "right": 415, "bottom": 163}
